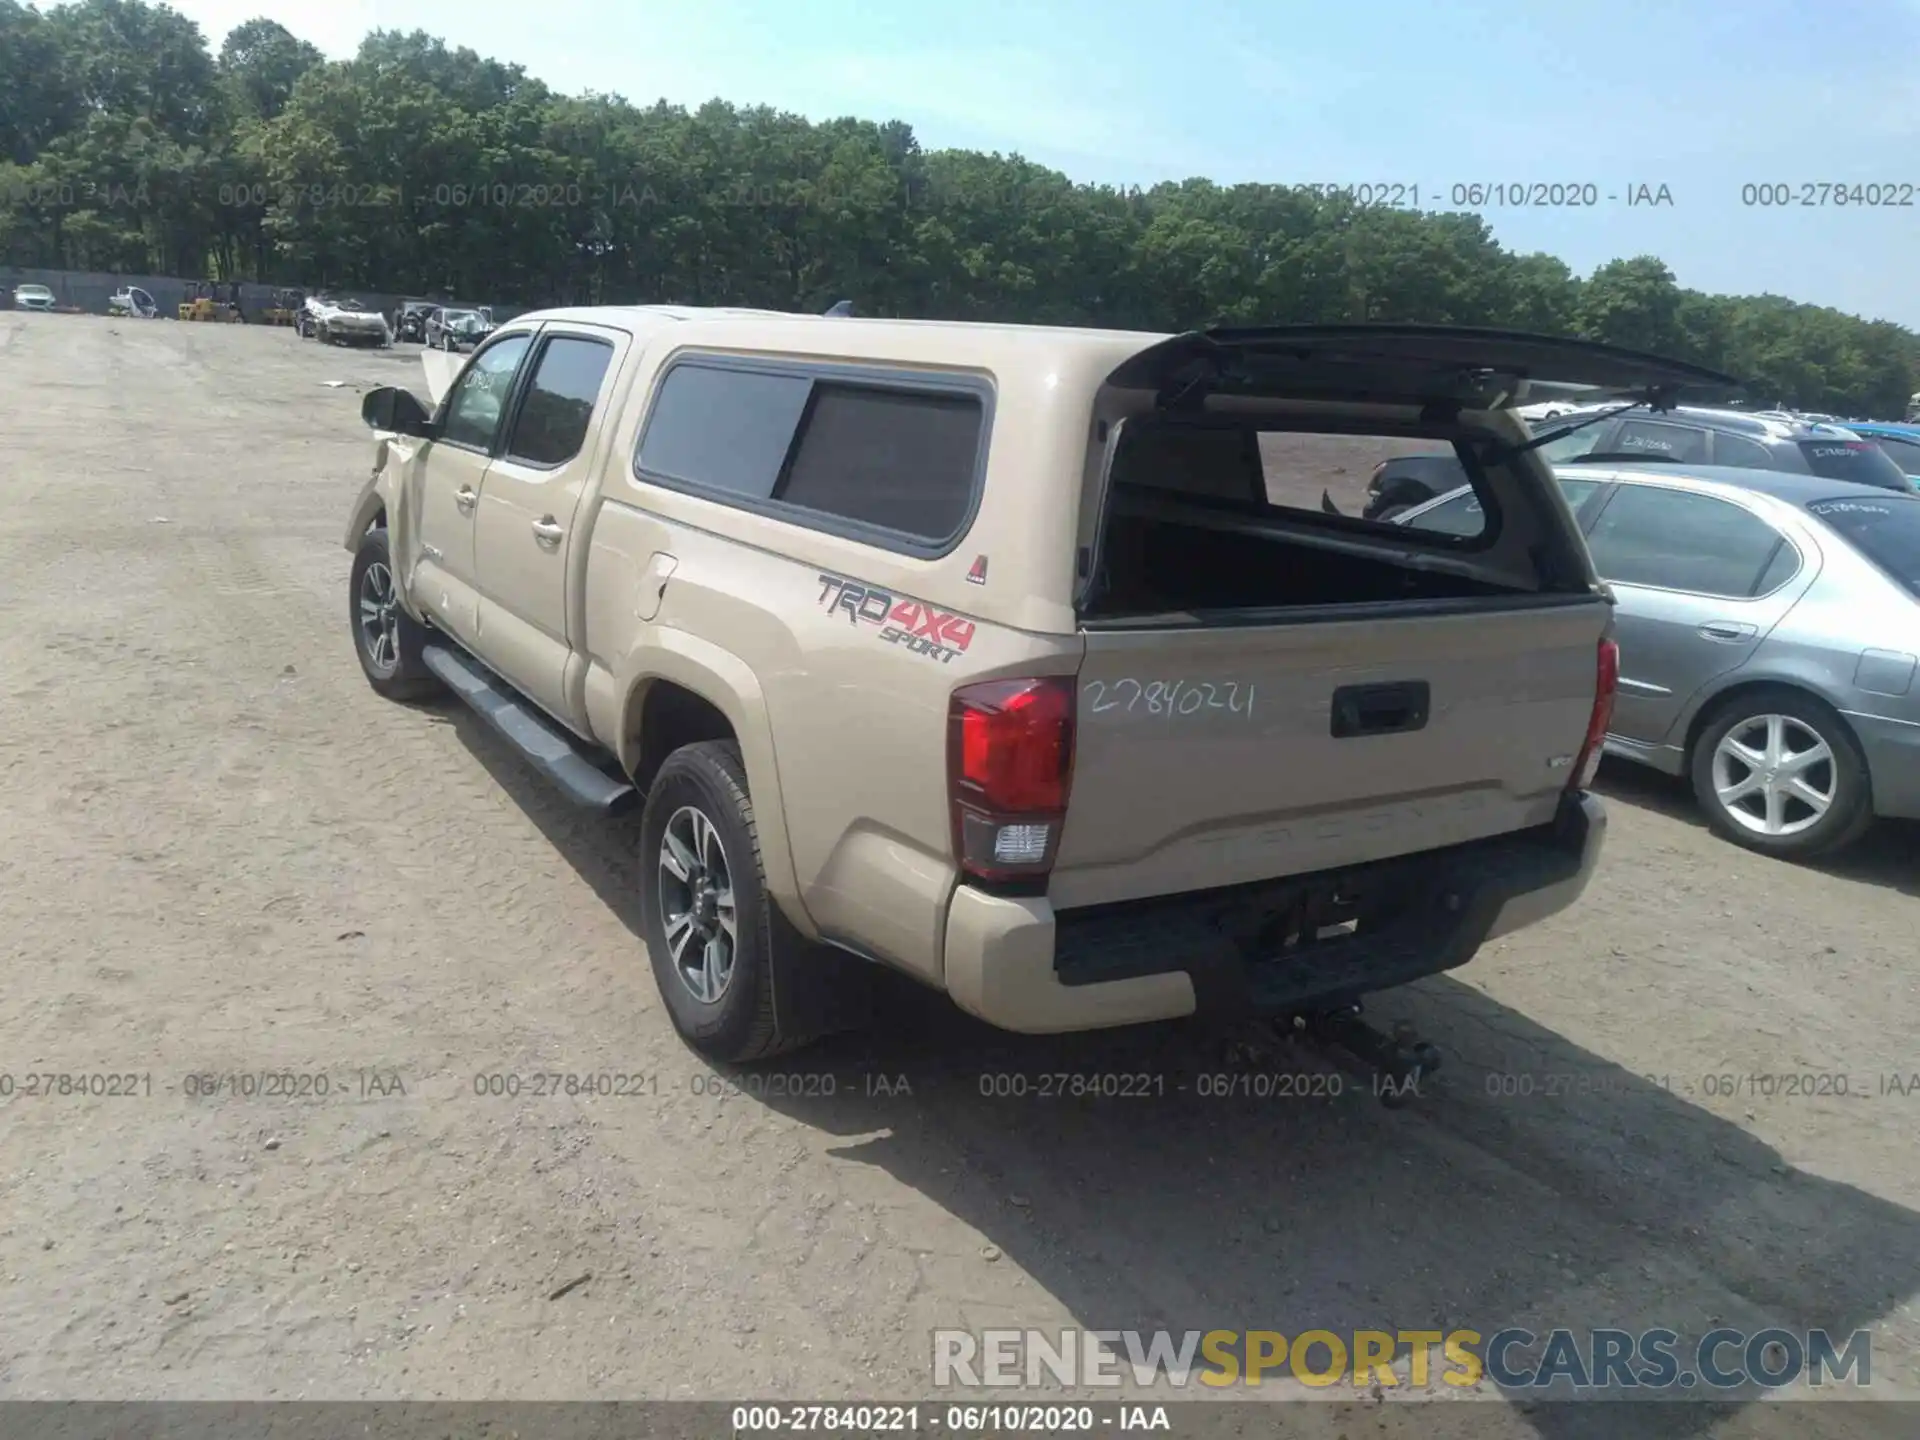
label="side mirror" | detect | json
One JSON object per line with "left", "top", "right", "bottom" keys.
{"left": 362, "top": 385, "right": 431, "bottom": 436}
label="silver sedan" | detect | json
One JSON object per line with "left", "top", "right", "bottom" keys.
{"left": 1396, "top": 463, "right": 1920, "bottom": 859}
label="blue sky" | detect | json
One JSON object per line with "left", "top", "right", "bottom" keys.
{"left": 165, "top": 0, "right": 1920, "bottom": 327}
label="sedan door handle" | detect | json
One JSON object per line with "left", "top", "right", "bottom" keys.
{"left": 454, "top": 486, "right": 478, "bottom": 514}
{"left": 1698, "top": 620, "right": 1757, "bottom": 642}
{"left": 531, "top": 517, "right": 565, "bottom": 546}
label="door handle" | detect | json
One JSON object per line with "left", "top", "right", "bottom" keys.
{"left": 531, "top": 517, "right": 565, "bottom": 546}
{"left": 454, "top": 486, "right": 478, "bottom": 514}
{"left": 1698, "top": 621, "right": 1757, "bottom": 642}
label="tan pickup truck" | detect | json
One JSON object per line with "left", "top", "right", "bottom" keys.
{"left": 344, "top": 308, "right": 1737, "bottom": 1071}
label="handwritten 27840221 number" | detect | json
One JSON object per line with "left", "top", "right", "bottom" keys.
{"left": 1082, "top": 678, "right": 1255, "bottom": 720}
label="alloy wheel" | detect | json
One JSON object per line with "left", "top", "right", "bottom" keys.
{"left": 357, "top": 561, "right": 401, "bottom": 674}
{"left": 1710, "top": 713, "right": 1836, "bottom": 838}
{"left": 657, "top": 805, "right": 737, "bottom": 1003}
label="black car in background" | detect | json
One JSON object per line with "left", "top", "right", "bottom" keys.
{"left": 394, "top": 299, "right": 438, "bottom": 343}
{"left": 1360, "top": 405, "right": 1912, "bottom": 519}
{"left": 422, "top": 305, "right": 494, "bottom": 351}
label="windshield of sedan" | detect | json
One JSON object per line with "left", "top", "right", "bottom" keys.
{"left": 1798, "top": 437, "right": 1910, "bottom": 490}
{"left": 1806, "top": 495, "right": 1920, "bottom": 598}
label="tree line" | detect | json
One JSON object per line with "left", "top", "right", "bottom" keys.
{"left": 3, "top": 0, "right": 1915, "bottom": 416}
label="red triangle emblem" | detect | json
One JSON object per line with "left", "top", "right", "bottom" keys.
{"left": 965, "top": 555, "right": 988, "bottom": 585}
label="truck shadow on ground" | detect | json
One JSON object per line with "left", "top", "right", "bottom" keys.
{"left": 1594, "top": 758, "right": 1920, "bottom": 899}
{"left": 452, "top": 713, "right": 1919, "bottom": 1440}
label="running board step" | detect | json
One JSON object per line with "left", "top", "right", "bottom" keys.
{"left": 421, "top": 644, "right": 638, "bottom": 816}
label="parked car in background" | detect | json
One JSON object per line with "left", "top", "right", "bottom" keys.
{"left": 1831, "top": 420, "right": 1920, "bottom": 488}
{"left": 1363, "top": 405, "right": 1912, "bottom": 518}
{"left": 108, "top": 285, "right": 158, "bottom": 318}
{"left": 423, "top": 306, "right": 492, "bottom": 351}
{"left": 394, "top": 299, "right": 438, "bottom": 343}
{"left": 295, "top": 293, "right": 337, "bottom": 339}
{"left": 13, "top": 283, "right": 56, "bottom": 312}
{"left": 314, "top": 297, "right": 392, "bottom": 348}
{"left": 1362, "top": 452, "right": 1484, "bottom": 520}
{"left": 1396, "top": 464, "right": 1920, "bottom": 860}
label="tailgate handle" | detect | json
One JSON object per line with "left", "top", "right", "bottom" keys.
{"left": 1331, "top": 681, "right": 1430, "bottom": 739}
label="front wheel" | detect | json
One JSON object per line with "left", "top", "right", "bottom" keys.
{"left": 1690, "top": 689, "right": 1872, "bottom": 859}
{"left": 348, "top": 527, "right": 444, "bottom": 702}
{"left": 638, "top": 742, "right": 814, "bottom": 1063}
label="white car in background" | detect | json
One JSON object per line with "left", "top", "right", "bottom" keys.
{"left": 311, "top": 296, "right": 392, "bottom": 348}
{"left": 13, "top": 283, "right": 57, "bottom": 312}
{"left": 109, "top": 285, "right": 159, "bottom": 318}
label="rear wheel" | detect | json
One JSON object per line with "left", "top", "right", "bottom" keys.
{"left": 639, "top": 742, "right": 815, "bottom": 1063}
{"left": 348, "top": 527, "right": 444, "bottom": 702}
{"left": 1689, "top": 688, "right": 1872, "bottom": 859}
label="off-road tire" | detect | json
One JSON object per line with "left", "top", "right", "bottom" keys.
{"left": 639, "top": 741, "right": 815, "bottom": 1063}
{"left": 348, "top": 527, "right": 444, "bottom": 702}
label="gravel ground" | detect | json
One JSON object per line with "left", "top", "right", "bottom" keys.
{"left": 2, "top": 312, "right": 1918, "bottom": 1439}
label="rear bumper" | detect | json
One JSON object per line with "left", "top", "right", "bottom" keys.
{"left": 1848, "top": 710, "right": 1920, "bottom": 820}
{"left": 942, "top": 791, "right": 1606, "bottom": 1035}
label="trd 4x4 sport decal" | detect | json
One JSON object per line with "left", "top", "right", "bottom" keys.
{"left": 816, "top": 573, "right": 977, "bottom": 665}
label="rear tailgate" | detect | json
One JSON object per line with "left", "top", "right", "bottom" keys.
{"left": 1049, "top": 598, "right": 1610, "bottom": 910}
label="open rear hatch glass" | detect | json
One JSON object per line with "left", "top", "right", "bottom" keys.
{"left": 1049, "top": 325, "right": 1693, "bottom": 909}
{"left": 1103, "top": 323, "right": 1743, "bottom": 412}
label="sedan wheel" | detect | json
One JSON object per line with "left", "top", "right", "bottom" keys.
{"left": 1710, "top": 713, "right": 1832, "bottom": 838}
{"left": 1690, "top": 689, "right": 1872, "bottom": 859}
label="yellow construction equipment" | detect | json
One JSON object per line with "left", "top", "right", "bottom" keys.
{"left": 261, "top": 287, "right": 305, "bottom": 326}
{"left": 178, "top": 281, "right": 246, "bottom": 322}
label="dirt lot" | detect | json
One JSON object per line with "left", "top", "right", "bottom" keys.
{"left": 2, "top": 312, "right": 1918, "bottom": 1436}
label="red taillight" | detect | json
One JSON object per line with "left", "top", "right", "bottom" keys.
{"left": 947, "top": 677, "right": 1076, "bottom": 882}
{"left": 1571, "top": 638, "right": 1619, "bottom": 790}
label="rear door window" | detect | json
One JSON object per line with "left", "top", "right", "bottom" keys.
{"left": 1797, "top": 438, "right": 1911, "bottom": 491}
{"left": 1806, "top": 496, "right": 1920, "bottom": 598}
{"left": 1710, "top": 431, "right": 1775, "bottom": 469}
{"left": 502, "top": 335, "right": 615, "bottom": 467}
{"left": 1613, "top": 420, "right": 1710, "bottom": 463}
{"left": 1586, "top": 484, "right": 1789, "bottom": 597}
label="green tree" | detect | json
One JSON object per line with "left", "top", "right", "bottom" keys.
{"left": 219, "top": 17, "right": 323, "bottom": 122}
{"left": 2, "top": 1, "right": 1916, "bottom": 417}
